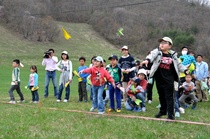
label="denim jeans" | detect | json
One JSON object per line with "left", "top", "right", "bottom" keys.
{"left": 30, "top": 86, "right": 39, "bottom": 101}
{"left": 174, "top": 91, "right": 180, "bottom": 112}
{"left": 125, "top": 101, "right": 133, "bottom": 111}
{"left": 136, "top": 93, "right": 146, "bottom": 108}
{"left": 57, "top": 84, "right": 70, "bottom": 100}
{"left": 90, "top": 86, "right": 93, "bottom": 101}
{"left": 109, "top": 84, "right": 121, "bottom": 109}
{"left": 44, "top": 71, "right": 58, "bottom": 97}
{"left": 92, "top": 85, "right": 105, "bottom": 112}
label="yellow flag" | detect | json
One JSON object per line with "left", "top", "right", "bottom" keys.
{"left": 62, "top": 27, "right": 71, "bottom": 40}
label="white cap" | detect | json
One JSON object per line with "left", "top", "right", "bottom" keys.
{"left": 121, "top": 45, "right": 128, "bottom": 50}
{"left": 138, "top": 69, "right": 147, "bottom": 76}
{"left": 158, "top": 37, "right": 173, "bottom": 45}
{"left": 95, "top": 56, "right": 103, "bottom": 62}
{"left": 62, "top": 51, "right": 68, "bottom": 55}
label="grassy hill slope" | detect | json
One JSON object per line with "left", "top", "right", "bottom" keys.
{"left": 0, "top": 22, "right": 121, "bottom": 65}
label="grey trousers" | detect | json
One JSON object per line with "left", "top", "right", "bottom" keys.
{"left": 179, "top": 92, "right": 198, "bottom": 107}
{"left": 8, "top": 85, "right": 24, "bottom": 101}
{"left": 78, "top": 82, "right": 87, "bottom": 101}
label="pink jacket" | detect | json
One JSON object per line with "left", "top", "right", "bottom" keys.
{"left": 82, "top": 66, "right": 114, "bottom": 86}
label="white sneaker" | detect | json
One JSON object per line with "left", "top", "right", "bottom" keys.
{"left": 148, "top": 100, "right": 152, "bottom": 104}
{"left": 142, "top": 107, "right": 146, "bottom": 112}
{"left": 175, "top": 112, "right": 180, "bottom": 118}
{"left": 179, "top": 107, "right": 185, "bottom": 114}
{"left": 33, "top": 101, "right": 38, "bottom": 103}
{"left": 90, "top": 107, "right": 95, "bottom": 112}
{"left": 98, "top": 111, "right": 105, "bottom": 114}
{"left": 56, "top": 99, "right": 61, "bottom": 102}
{"left": 63, "top": 99, "right": 68, "bottom": 103}
{"left": 156, "top": 104, "right": 161, "bottom": 108}
{"left": 9, "top": 100, "right": 16, "bottom": 104}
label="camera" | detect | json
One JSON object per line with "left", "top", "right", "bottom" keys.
{"left": 43, "top": 51, "right": 51, "bottom": 58}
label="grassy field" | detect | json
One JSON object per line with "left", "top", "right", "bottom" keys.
{"left": 0, "top": 22, "right": 210, "bottom": 139}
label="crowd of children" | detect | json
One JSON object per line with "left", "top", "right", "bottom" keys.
{"left": 8, "top": 37, "right": 210, "bottom": 119}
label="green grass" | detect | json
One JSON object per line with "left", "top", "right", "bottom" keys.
{"left": 0, "top": 22, "right": 210, "bottom": 139}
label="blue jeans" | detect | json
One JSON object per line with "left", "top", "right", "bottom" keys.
{"left": 136, "top": 93, "right": 146, "bottom": 108}
{"left": 175, "top": 91, "right": 180, "bottom": 112}
{"left": 57, "top": 84, "right": 70, "bottom": 100}
{"left": 90, "top": 86, "right": 93, "bottom": 101}
{"left": 109, "top": 85, "right": 121, "bottom": 109}
{"left": 44, "top": 70, "right": 58, "bottom": 97}
{"left": 92, "top": 85, "right": 105, "bottom": 112}
{"left": 30, "top": 86, "right": 39, "bottom": 101}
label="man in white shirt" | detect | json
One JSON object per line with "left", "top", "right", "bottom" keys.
{"left": 42, "top": 49, "right": 58, "bottom": 98}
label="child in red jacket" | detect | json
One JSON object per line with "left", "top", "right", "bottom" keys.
{"left": 80, "top": 56, "right": 115, "bottom": 114}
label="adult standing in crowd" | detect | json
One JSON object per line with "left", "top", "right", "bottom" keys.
{"left": 42, "top": 49, "right": 58, "bottom": 98}
{"left": 195, "top": 54, "right": 209, "bottom": 102}
{"left": 118, "top": 45, "right": 136, "bottom": 103}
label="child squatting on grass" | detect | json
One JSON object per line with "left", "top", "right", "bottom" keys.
{"left": 27, "top": 65, "right": 39, "bottom": 103}
{"left": 125, "top": 68, "right": 148, "bottom": 112}
{"left": 179, "top": 74, "right": 198, "bottom": 110}
{"left": 80, "top": 56, "right": 115, "bottom": 114}
{"left": 125, "top": 77, "right": 144, "bottom": 112}
{"left": 8, "top": 59, "right": 25, "bottom": 104}
{"left": 141, "top": 37, "right": 188, "bottom": 120}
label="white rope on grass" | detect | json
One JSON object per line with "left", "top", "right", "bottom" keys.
{"left": 1, "top": 101, "right": 210, "bottom": 126}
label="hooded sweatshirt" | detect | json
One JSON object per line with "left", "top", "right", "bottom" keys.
{"left": 82, "top": 66, "right": 114, "bottom": 86}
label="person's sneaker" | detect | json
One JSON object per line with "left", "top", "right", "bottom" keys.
{"left": 192, "top": 106, "right": 196, "bottom": 110}
{"left": 179, "top": 107, "right": 185, "bottom": 114}
{"left": 98, "top": 111, "right": 105, "bottom": 114}
{"left": 63, "top": 99, "right": 68, "bottom": 103}
{"left": 156, "top": 104, "right": 161, "bottom": 108}
{"left": 90, "top": 107, "right": 95, "bottom": 112}
{"left": 148, "top": 100, "right": 152, "bottom": 104}
{"left": 133, "top": 107, "right": 141, "bottom": 112}
{"left": 175, "top": 112, "right": 180, "bottom": 118}
{"left": 108, "top": 108, "right": 115, "bottom": 112}
{"left": 9, "top": 100, "right": 16, "bottom": 104}
{"left": 167, "top": 116, "right": 175, "bottom": 120}
{"left": 183, "top": 104, "right": 189, "bottom": 109}
{"left": 17, "top": 100, "right": 25, "bottom": 103}
{"left": 142, "top": 107, "right": 146, "bottom": 112}
{"left": 56, "top": 99, "right": 61, "bottom": 102}
{"left": 33, "top": 101, "right": 38, "bottom": 104}
{"left": 116, "top": 109, "right": 121, "bottom": 113}
{"left": 155, "top": 112, "right": 166, "bottom": 118}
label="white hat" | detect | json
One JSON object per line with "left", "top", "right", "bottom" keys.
{"left": 95, "top": 56, "right": 103, "bottom": 62}
{"left": 138, "top": 69, "right": 147, "bottom": 76}
{"left": 158, "top": 37, "right": 173, "bottom": 45}
{"left": 121, "top": 45, "right": 128, "bottom": 50}
{"left": 62, "top": 51, "right": 68, "bottom": 55}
